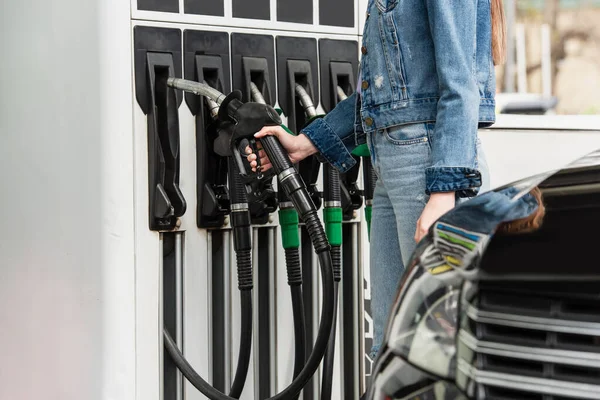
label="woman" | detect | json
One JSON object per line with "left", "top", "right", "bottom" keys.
{"left": 247, "top": 0, "right": 506, "bottom": 358}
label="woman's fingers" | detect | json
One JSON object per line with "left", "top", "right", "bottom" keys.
{"left": 245, "top": 146, "right": 266, "bottom": 162}
{"left": 255, "top": 126, "right": 285, "bottom": 139}
{"left": 250, "top": 161, "right": 272, "bottom": 172}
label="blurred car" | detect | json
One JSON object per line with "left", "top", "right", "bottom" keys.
{"left": 496, "top": 93, "right": 558, "bottom": 115}
{"left": 366, "top": 149, "right": 600, "bottom": 400}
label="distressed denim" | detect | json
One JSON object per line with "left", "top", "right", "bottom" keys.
{"left": 365, "top": 123, "right": 489, "bottom": 358}
{"left": 301, "top": 0, "right": 496, "bottom": 197}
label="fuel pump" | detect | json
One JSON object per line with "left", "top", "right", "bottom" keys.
{"left": 294, "top": 83, "right": 342, "bottom": 400}
{"left": 163, "top": 78, "right": 336, "bottom": 400}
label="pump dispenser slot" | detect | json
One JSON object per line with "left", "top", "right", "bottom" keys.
{"left": 146, "top": 53, "right": 186, "bottom": 231}
{"left": 183, "top": 30, "right": 232, "bottom": 228}
{"left": 242, "top": 57, "right": 273, "bottom": 105}
{"left": 276, "top": 37, "right": 322, "bottom": 211}
{"left": 134, "top": 27, "right": 186, "bottom": 231}
{"left": 242, "top": 56, "right": 279, "bottom": 224}
{"left": 329, "top": 61, "right": 354, "bottom": 107}
{"left": 232, "top": 34, "right": 276, "bottom": 106}
{"left": 276, "top": 36, "right": 319, "bottom": 128}
{"left": 285, "top": 59, "right": 315, "bottom": 134}
{"left": 319, "top": 39, "right": 358, "bottom": 113}
{"left": 232, "top": 33, "right": 278, "bottom": 224}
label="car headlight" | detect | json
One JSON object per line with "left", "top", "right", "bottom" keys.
{"left": 385, "top": 234, "right": 473, "bottom": 380}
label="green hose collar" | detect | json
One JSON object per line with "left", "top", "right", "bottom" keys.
{"left": 324, "top": 208, "right": 343, "bottom": 246}
{"left": 279, "top": 208, "right": 300, "bottom": 249}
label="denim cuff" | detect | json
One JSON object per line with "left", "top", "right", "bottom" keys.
{"left": 300, "top": 118, "right": 357, "bottom": 173}
{"left": 425, "top": 167, "right": 482, "bottom": 198}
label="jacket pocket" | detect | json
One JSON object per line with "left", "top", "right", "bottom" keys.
{"left": 383, "top": 123, "right": 430, "bottom": 146}
{"left": 375, "top": 0, "right": 399, "bottom": 13}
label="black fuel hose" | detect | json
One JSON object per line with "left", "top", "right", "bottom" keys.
{"left": 283, "top": 242, "right": 306, "bottom": 398}
{"left": 287, "top": 266, "right": 306, "bottom": 384}
{"left": 229, "top": 290, "right": 252, "bottom": 398}
{"left": 227, "top": 158, "right": 254, "bottom": 398}
{"left": 320, "top": 165, "right": 343, "bottom": 400}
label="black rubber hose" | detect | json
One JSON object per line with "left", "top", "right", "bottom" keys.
{"left": 290, "top": 284, "right": 306, "bottom": 385}
{"left": 324, "top": 165, "right": 341, "bottom": 203}
{"left": 229, "top": 288, "right": 253, "bottom": 398}
{"left": 283, "top": 210, "right": 306, "bottom": 398}
{"left": 284, "top": 246, "right": 306, "bottom": 389}
{"left": 228, "top": 158, "right": 253, "bottom": 397}
{"left": 321, "top": 162, "right": 342, "bottom": 400}
{"left": 321, "top": 245, "right": 341, "bottom": 400}
{"left": 163, "top": 248, "right": 333, "bottom": 400}
{"left": 285, "top": 247, "right": 303, "bottom": 286}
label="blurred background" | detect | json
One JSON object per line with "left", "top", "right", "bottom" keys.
{"left": 496, "top": 0, "right": 600, "bottom": 115}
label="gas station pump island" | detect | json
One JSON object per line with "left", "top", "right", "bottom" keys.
{"left": 129, "top": 2, "right": 376, "bottom": 398}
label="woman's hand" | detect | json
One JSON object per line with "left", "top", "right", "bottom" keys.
{"left": 415, "top": 192, "right": 456, "bottom": 243}
{"left": 245, "top": 126, "right": 318, "bottom": 172}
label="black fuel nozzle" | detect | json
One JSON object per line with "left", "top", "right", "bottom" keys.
{"left": 218, "top": 90, "right": 317, "bottom": 220}
{"left": 212, "top": 111, "right": 277, "bottom": 205}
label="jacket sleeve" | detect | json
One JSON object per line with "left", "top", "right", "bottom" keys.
{"left": 300, "top": 91, "right": 359, "bottom": 173}
{"left": 424, "top": 0, "right": 482, "bottom": 198}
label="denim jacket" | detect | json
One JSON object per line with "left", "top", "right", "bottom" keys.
{"left": 301, "top": 0, "right": 497, "bottom": 197}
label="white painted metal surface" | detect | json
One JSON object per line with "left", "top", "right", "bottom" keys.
{"left": 1, "top": 1, "right": 136, "bottom": 400}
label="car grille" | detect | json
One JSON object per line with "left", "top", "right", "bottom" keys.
{"left": 457, "top": 282, "right": 600, "bottom": 400}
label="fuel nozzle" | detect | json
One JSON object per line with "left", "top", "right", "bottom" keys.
{"left": 216, "top": 90, "right": 318, "bottom": 223}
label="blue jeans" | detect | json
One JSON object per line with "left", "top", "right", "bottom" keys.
{"left": 365, "top": 122, "right": 489, "bottom": 358}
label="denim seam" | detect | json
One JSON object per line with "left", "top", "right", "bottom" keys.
{"left": 378, "top": 15, "right": 400, "bottom": 101}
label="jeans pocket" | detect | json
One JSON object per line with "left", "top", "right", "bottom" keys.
{"left": 383, "top": 123, "right": 429, "bottom": 146}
